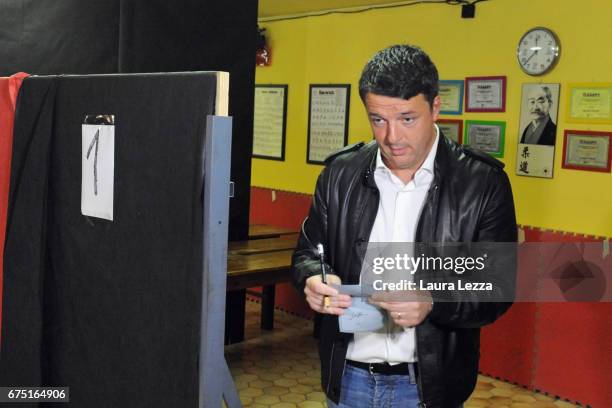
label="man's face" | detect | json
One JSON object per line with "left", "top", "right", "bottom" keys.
{"left": 528, "top": 87, "right": 551, "bottom": 121}
{"left": 365, "top": 92, "right": 440, "bottom": 173}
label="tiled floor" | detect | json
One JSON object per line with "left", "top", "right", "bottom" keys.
{"left": 224, "top": 301, "right": 580, "bottom": 408}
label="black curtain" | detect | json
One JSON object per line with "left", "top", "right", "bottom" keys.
{"left": 0, "top": 0, "right": 121, "bottom": 76}
{"left": 0, "top": 0, "right": 256, "bottom": 240}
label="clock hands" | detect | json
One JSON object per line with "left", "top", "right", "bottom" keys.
{"left": 524, "top": 49, "right": 538, "bottom": 64}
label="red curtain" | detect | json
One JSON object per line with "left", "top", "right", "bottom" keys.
{"left": 0, "top": 72, "right": 28, "bottom": 341}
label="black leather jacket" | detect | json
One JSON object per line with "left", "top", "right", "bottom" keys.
{"left": 292, "top": 135, "right": 517, "bottom": 407}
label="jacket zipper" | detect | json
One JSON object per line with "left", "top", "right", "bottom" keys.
{"left": 414, "top": 183, "right": 438, "bottom": 408}
{"left": 327, "top": 175, "right": 379, "bottom": 397}
{"left": 326, "top": 340, "right": 337, "bottom": 395}
{"left": 350, "top": 178, "right": 379, "bottom": 282}
{"left": 415, "top": 335, "right": 427, "bottom": 408}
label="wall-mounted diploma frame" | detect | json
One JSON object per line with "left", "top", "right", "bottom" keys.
{"left": 562, "top": 130, "right": 611, "bottom": 173}
{"left": 465, "top": 76, "right": 507, "bottom": 112}
{"left": 437, "top": 119, "right": 463, "bottom": 144}
{"left": 464, "top": 120, "right": 506, "bottom": 158}
{"left": 307, "top": 84, "right": 350, "bottom": 164}
{"left": 566, "top": 83, "right": 612, "bottom": 124}
{"left": 252, "top": 85, "right": 288, "bottom": 160}
{"left": 439, "top": 80, "right": 464, "bottom": 115}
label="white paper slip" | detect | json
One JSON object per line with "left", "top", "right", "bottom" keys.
{"left": 332, "top": 283, "right": 362, "bottom": 297}
{"left": 81, "top": 124, "right": 115, "bottom": 221}
{"left": 333, "top": 284, "right": 385, "bottom": 333}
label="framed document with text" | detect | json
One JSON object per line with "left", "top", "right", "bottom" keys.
{"left": 464, "top": 120, "right": 506, "bottom": 158}
{"left": 439, "top": 80, "right": 464, "bottom": 115}
{"left": 465, "top": 76, "right": 506, "bottom": 112}
{"left": 562, "top": 130, "right": 611, "bottom": 172}
{"left": 437, "top": 119, "right": 463, "bottom": 144}
{"left": 566, "top": 83, "right": 612, "bottom": 124}
{"left": 253, "top": 85, "right": 288, "bottom": 160}
{"left": 307, "top": 84, "right": 351, "bottom": 164}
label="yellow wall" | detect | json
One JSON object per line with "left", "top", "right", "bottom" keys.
{"left": 252, "top": 0, "right": 612, "bottom": 237}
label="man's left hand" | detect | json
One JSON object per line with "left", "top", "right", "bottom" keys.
{"left": 369, "top": 292, "right": 433, "bottom": 328}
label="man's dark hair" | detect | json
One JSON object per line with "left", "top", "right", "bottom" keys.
{"left": 359, "top": 44, "right": 439, "bottom": 107}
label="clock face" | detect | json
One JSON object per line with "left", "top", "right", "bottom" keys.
{"left": 517, "top": 28, "right": 560, "bottom": 76}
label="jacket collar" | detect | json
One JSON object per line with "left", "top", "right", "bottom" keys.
{"left": 433, "top": 131, "right": 452, "bottom": 185}
{"left": 363, "top": 142, "right": 378, "bottom": 189}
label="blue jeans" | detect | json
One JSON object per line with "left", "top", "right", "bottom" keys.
{"left": 326, "top": 364, "right": 420, "bottom": 408}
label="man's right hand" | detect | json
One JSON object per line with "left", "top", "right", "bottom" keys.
{"left": 304, "top": 274, "right": 352, "bottom": 315}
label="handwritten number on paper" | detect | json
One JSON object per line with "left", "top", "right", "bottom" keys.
{"left": 81, "top": 122, "right": 114, "bottom": 221}
{"left": 86, "top": 128, "right": 100, "bottom": 195}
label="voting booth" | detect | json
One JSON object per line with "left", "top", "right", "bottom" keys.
{"left": 0, "top": 72, "right": 239, "bottom": 407}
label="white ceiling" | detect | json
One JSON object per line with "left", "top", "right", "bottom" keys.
{"left": 258, "top": 0, "right": 412, "bottom": 19}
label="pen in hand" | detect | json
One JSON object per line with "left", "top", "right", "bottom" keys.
{"left": 317, "top": 243, "right": 331, "bottom": 307}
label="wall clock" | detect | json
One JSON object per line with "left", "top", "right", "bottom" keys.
{"left": 517, "top": 27, "right": 560, "bottom": 76}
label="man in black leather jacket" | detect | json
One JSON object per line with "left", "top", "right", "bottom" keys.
{"left": 292, "top": 45, "right": 517, "bottom": 408}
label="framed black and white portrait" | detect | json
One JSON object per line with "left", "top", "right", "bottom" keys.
{"left": 516, "top": 83, "right": 560, "bottom": 178}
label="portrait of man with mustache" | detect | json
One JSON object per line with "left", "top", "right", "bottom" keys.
{"left": 520, "top": 85, "right": 557, "bottom": 146}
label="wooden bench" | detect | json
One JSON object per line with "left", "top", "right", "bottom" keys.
{"left": 225, "top": 244, "right": 295, "bottom": 344}
{"left": 229, "top": 234, "right": 298, "bottom": 255}
{"left": 248, "top": 224, "right": 299, "bottom": 240}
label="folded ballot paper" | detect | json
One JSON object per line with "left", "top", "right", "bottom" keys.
{"left": 332, "top": 284, "right": 386, "bottom": 333}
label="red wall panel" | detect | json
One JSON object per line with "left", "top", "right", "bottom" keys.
{"left": 249, "top": 187, "right": 312, "bottom": 230}
{"left": 249, "top": 187, "right": 314, "bottom": 318}
{"left": 480, "top": 302, "right": 537, "bottom": 386}
{"left": 535, "top": 303, "right": 612, "bottom": 407}
{"left": 532, "top": 230, "right": 610, "bottom": 406}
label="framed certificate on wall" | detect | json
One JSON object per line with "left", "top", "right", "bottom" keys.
{"left": 307, "top": 84, "right": 351, "bottom": 164}
{"left": 464, "top": 120, "right": 506, "bottom": 158}
{"left": 253, "top": 85, "right": 288, "bottom": 160}
{"left": 439, "top": 80, "right": 464, "bottom": 115}
{"left": 465, "top": 76, "right": 507, "bottom": 112}
{"left": 562, "top": 130, "right": 611, "bottom": 172}
{"left": 566, "top": 83, "right": 612, "bottom": 124}
{"left": 437, "top": 119, "right": 463, "bottom": 144}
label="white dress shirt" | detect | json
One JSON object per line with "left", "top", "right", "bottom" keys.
{"left": 345, "top": 125, "right": 439, "bottom": 364}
